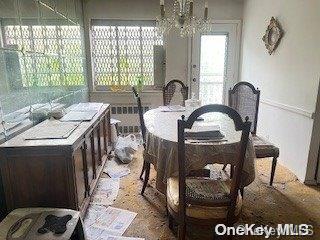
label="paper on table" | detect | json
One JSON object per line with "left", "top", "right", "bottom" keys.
{"left": 70, "top": 102, "right": 103, "bottom": 112}
{"left": 92, "top": 207, "right": 137, "bottom": 236}
{"left": 187, "top": 123, "right": 220, "bottom": 132}
{"left": 60, "top": 111, "right": 97, "bottom": 122}
{"left": 91, "top": 178, "right": 120, "bottom": 206}
{"left": 23, "top": 121, "right": 79, "bottom": 140}
{"left": 104, "top": 160, "right": 130, "bottom": 178}
{"left": 158, "top": 105, "right": 185, "bottom": 112}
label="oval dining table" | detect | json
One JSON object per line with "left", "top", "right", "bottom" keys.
{"left": 143, "top": 107, "right": 256, "bottom": 194}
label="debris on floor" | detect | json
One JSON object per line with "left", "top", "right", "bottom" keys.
{"left": 114, "top": 134, "right": 139, "bottom": 164}
{"left": 86, "top": 148, "right": 320, "bottom": 240}
{"left": 104, "top": 159, "right": 131, "bottom": 178}
{"left": 86, "top": 205, "right": 137, "bottom": 235}
{"left": 91, "top": 178, "right": 120, "bottom": 206}
{"left": 85, "top": 204, "right": 140, "bottom": 240}
{"left": 85, "top": 148, "right": 141, "bottom": 239}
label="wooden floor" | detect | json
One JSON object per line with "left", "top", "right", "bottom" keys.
{"left": 93, "top": 148, "right": 320, "bottom": 240}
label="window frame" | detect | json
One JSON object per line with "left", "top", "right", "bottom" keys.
{"left": 90, "top": 19, "right": 164, "bottom": 92}
{"left": 1, "top": 18, "right": 86, "bottom": 88}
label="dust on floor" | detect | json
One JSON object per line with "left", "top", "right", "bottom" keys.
{"left": 91, "top": 148, "right": 320, "bottom": 240}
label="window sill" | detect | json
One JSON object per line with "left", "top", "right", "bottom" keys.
{"left": 90, "top": 89, "right": 163, "bottom": 94}
{"left": 89, "top": 90, "right": 162, "bottom": 97}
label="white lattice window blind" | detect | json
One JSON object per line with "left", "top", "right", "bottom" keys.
{"left": 91, "top": 20, "right": 163, "bottom": 88}
{"left": 3, "top": 24, "right": 85, "bottom": 87}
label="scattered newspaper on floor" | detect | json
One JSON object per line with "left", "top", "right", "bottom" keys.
{"left": 85, "top": 205, "right": 106, "bottom": 226}
{"left": 96, "top": 234, "right": 144, "bottom": 240}
{"left": 92, "top": 207, "right": 137, "bottom": 235}
{"left": 84, "top": 205, "right": 138, "bottom": 239}
{"left": 85, "top": 226, "right": 144, "bottom": 240}
{"left": 104, "top": 159, "right": 131, "bottom": 178}
{"left": 91, "top": 178, "right": 120, "bottom": 206}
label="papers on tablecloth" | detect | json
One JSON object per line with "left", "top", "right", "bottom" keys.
{"left": 158, "top": 105, "right": 185, "bottom": 112}
{"left": 91, "top": 178, "right": 120, "bottom": 206}
{"left": 188, "top": 122, "right": 220, "bottom": 132}
{"left": 85, "top": 205, "right": 138, "bottom": 239}
{"left": 104, "top": 160, "right": 131, "bottom": 178}
{"left": 184, "top": 123, "right": 226, "bottom": 142}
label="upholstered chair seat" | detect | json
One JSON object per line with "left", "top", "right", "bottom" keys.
{"left": 167, "top": 177, "right": 242, "bottom": 220}
{"left": 253, "top": 135, "right": 280, "bottom": 158}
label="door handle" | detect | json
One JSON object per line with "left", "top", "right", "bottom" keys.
{"left": 192, "top": 78, "right": 197, "bottom": 82}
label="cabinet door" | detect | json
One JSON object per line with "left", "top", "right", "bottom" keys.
{"left": 73, "top": 144, "right": 87, "bottom": 208}
{"left": 93, "top": 125, "right": 101, "bottom": 166}
{"left": 85, "top": 134, "right": 95, "bottom": 189}
{"left": 99, "top": 119, "right": 105, "bottom": 158}
{"left": 104, "top": 111, "right": 111, "bottom": 153}
{"left": 103, "top": 115, "right": 108, "bottom": 152}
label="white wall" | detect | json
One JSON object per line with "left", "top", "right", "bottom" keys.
{"left": 240, "top": 0, "right": 320, "bottom": 181}
{"left": 85, "top": 0, "right": 243, "bottom": 88}
{"left": 87, "top": 0, "right": 244, "bottom": 129}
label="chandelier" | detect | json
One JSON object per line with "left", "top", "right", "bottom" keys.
{"left": 156, "top": 0, "right": 212, "bottom": 37}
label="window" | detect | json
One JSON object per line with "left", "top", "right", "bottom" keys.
{"left": 199, "top": 35, "right": 228, "bottom": 104}
{"left": 91, "top": 20, "right": 163, "bottom": 89}
{"left": 3, "top": 24, "right": 85, "bottom": 87}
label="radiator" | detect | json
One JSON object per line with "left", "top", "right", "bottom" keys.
{"left": 110, "top": 105, "right": 150, "bottom": 135}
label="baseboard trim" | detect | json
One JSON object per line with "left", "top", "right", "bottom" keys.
{"left": 260, "top": 98, "right": 314, "bottom": 119}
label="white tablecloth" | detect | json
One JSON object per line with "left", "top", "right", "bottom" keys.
{"left": 144, "top": 108, "right": 256, "bottom": 193}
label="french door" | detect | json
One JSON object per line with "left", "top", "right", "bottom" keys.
{"left": 189, "top": 22, "right": 241, "bottom": 105}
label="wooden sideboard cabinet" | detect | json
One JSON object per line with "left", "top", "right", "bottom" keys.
{"left": 0, "top": 104, "right": 111, "bottom": 217}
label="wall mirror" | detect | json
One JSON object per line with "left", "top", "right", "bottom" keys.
{"left": 0, "top": 0, "right": 88, "bottom": 142}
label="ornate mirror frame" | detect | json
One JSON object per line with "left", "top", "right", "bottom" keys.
{"left": 262, "top": 17, "right": 283, "bottom": 55}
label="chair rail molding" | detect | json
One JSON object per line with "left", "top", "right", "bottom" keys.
{"left": 260, "top": 98, "right": 314, "bottom": 119}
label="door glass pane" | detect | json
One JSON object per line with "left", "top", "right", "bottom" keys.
{"left": 199, "top": 35, "right": 227, "bottom": 105}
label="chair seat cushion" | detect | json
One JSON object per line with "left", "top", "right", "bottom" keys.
{"left": 167, "top": 177, "right": 242, "bottom": 220}
{"left": 253, "top": 135, "right": 279, "bottom": 158}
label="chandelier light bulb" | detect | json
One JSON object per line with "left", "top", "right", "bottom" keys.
{"left": 156, "top": 0, "right": 213, "bottom": 37}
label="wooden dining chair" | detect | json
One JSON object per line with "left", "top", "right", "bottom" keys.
{"left": 227, "top": 81, "right": 280, "bottom": 186}
{"left": 167, "top": 104, "right": 251, "bottom": 240}
{"left": 163, "top": 80, "right": 188, "bottom": 106}
{"left": 132, "top": 87, "right": 151, "bottom": 195}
